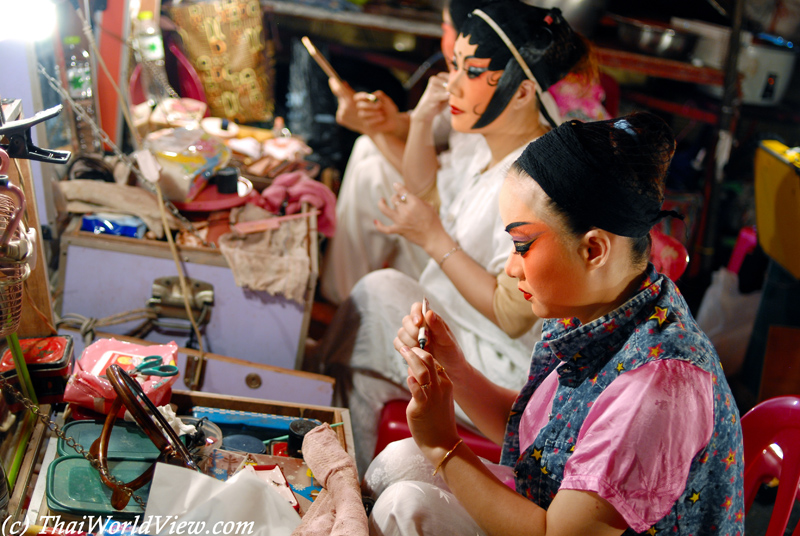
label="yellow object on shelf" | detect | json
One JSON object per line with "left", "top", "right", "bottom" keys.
{"left": 754, "top": 140, "right": 800, "bottom": 278}
{"left": 236, "top": 124, "right": 274, "bottom": 143}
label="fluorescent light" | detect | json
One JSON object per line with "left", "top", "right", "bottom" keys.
{"left": 0, "top": 0, "right": 57, "bottom": 43}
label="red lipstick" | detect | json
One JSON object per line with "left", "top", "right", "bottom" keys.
{"left": 450, "top": 105, "right": 463, "bottom": 115}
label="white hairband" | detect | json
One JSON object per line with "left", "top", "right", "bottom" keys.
{"left": 470, "top": 8, "right": 564, "bottom": 127}
{"left": 472, "top": 9, "right": 537, "bottom": 83}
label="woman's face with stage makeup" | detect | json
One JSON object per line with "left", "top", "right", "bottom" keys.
{"left": 499, "top": 172, "right": 591, "bottom": 320}
{"left": 448, "top": 34, "right": 504, "bottom": 132}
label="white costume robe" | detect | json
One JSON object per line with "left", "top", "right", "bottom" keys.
{"left": 319, "top": 112, "right": 487, "bottom": 304}
{"left": 362, "top": 438, "right": 514, "bottom": 536}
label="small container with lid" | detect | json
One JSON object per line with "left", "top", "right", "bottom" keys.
{"left": 288, "top": 419, "right": 321, "bottom": 458}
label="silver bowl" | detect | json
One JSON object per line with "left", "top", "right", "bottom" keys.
{"left": 613, "top": 15, "right": 699, "bottom": 60}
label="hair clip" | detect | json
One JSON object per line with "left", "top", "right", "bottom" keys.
{"left": 614, "top": 119, "right": 638, "bottom": 139}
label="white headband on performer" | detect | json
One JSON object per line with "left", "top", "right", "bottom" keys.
{"left": 471, "top": 8, "right": 564, "bottom": 127}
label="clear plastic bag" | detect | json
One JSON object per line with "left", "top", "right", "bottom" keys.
{"left": 144, "top": 126, "right": 230, "bottom": 202}
{"left": 63, "top": 338, "right": 179, "bottom": 417}
{"left": 696, "top": 268, "right": 762, "bottom": 376}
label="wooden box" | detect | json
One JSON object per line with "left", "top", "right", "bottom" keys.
{"left": 170, "top": 390, "right": 353, "bottom": 455}
{"left": 30, "top": 391, "right": 353, "bottom": 525}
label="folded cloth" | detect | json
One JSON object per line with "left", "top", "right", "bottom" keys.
{"left": 263, "top": 137, "right": 312, "bottom": 161}
{"left": 292, "top": 424, "right": 368, "bottom": 536}
{"left": 55, "top": 179, "right": 179, "bottom": 238}
{"left": 254, "top": 171, "right": 337, "bottom": 237}
{"left": 218, "top": 204, "right": 311, "bottom": 303}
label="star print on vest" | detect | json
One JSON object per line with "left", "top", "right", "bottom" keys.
{"left": 552, "top": 271, "right": 663, "bottom": 387}
{"left": 648, "top": 343, "right": 666, "bottom": 358}
{"left": 558, "top": 317, "right": 577, "bottom": 329}
{"left": 649, "top": 306, "right": 670, "bottom": 328}
{"left": 723, "top": 448, "right": 738, "bottom": 470}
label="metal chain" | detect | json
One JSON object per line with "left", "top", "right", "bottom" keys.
{"left": 0, "top": 373, "right": 147, "bottom": 509}
{"left": 37, "top": 65, "right": 124, "bottom": 158}
{"left": 138, "top": 53, "right": 181, "bottom": 101}
{"left": 36, "top": 65, "right": 213, "bottom": 249}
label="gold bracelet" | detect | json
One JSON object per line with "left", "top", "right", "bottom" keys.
{"left": 432, "top": 438, "right": 463, "bottom": 477}
{"left": 438, "top": 243, "right": 462, "bottom": 267}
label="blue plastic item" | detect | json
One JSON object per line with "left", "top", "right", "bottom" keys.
{"left": 757, "top": 32, "right": 794, "bottom": 49}
{"left": 132, "top": 355, "right": 179, "bottom": 377}
{"left": 81, "top": 213, "right": 147, "bottom": 238}
{"left": 192, "top": 407, "right": 322, "bottom": 441}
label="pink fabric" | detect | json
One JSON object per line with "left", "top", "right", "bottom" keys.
{"left": 519, "top": 360, "right": 714, "bottom": 532}
{"left": 549, "top": 76, "right": 611, "bottom": 122}
{"left": 291, "top": 424, "right": 368, "bottom": 536}
{"left": 250, "top": 170, "right": 337, "bottom": 237}
{"left": 519, "top": 369, "right": 558, "bottom": 453}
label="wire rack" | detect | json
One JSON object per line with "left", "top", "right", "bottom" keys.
{"left": 0, "top": 192, "right": 29, "bottom": 338}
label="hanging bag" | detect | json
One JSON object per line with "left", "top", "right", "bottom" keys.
{"left": 170, "top": 0, "right": 276, "bottom": 123}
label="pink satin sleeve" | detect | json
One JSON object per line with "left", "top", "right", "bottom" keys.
{"left": 560, "top": 360, "right": 714, "bottom": 532}
{"left": 519, "top": 369, "right": 559, "bottom": 453}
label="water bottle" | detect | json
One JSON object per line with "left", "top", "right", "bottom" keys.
{"left": 63, "top": 35, "right": 102, "bottom": 154}
{"left": 134, "top": 10, "right": 171, "bottom": 107}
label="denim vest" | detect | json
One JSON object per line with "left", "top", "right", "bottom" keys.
{"left": 501, "top": 266, "right": 744, "bottom": 535}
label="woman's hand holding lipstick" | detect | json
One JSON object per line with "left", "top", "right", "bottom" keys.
{"left": 418, "top": 296, "right": 429, "bottom": 350}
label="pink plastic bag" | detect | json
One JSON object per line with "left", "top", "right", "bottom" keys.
{"left": 63, "top": 338, "right": 179, "bottom": 417}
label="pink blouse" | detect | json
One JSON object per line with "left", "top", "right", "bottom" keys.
{"left": 518, "top": 359, "right": 714, "bottom": 530}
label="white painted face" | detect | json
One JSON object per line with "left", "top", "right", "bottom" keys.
{"left": 447, "top": 34, "right": 504, "bottom": 133}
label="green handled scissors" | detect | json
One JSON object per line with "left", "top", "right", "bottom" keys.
{"left": 132, "top": 355, "right": 179, "bottom": 377}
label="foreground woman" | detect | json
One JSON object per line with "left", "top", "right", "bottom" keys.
{"left": 365, "top": 112, "right": 744, "bottom": 535}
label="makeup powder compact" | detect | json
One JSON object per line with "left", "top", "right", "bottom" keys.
{"left": 222, "top": 434, "right": 267, "bottom": 454}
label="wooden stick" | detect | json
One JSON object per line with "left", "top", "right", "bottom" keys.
{"left": 301, "top": 36, "right": 343, "bottom": 83}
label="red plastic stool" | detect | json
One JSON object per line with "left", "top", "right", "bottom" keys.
{"left": 375, "top": 399, "right": 502, "bottom": 463}
{"left": 650, "top": 228, "right": 689, "bottom": 282}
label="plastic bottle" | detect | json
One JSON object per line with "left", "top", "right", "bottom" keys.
{"left": 134, "top": 10, "right": 171, "bottom": 107}
{"left": 63, "top": 35, "right": 101, "bottom": 154}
